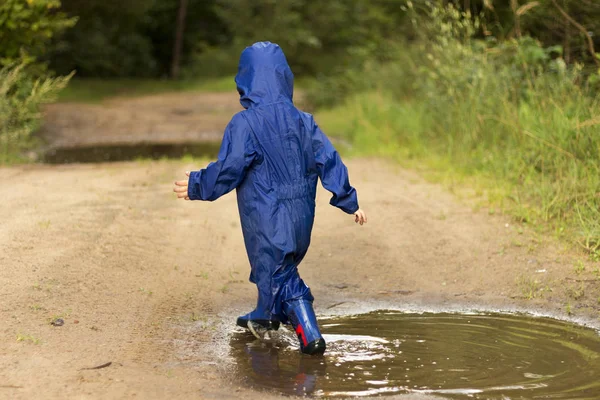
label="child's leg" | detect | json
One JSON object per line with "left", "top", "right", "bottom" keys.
{"left": 239, "top": 247, "right": 322, "bottom": 353}
{"left": 279, "top": 269, "right": 326, "bottom": 355}
{"left": 283, "top": 297, "right": 326, "bottom": 355}
{"left": 237, "top": 260, "right": 301, "bottom": 330}
{"left": 236, "top": 283, "right": 281, "bottom": 330}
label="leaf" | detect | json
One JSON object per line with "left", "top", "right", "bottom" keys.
{"left": 483, "top": 0, "right": 494, "bottom": 10}
{"left": 545, "top": 44, "right": 563, "bottom": 56}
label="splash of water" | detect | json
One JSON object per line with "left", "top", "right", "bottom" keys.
{"left": 230, "top": 311, "right": 600, "bottom": 399}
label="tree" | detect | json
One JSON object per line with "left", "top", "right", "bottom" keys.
{"left": 0, "top": 0, "right": 74, "bottom": 162}
{"left": 171, "top": 0, "right": 189, "bottom": 79}
{"left": 215, "top": 0, "right": 406, "bottom": 75}
{"left": 49, "top": 0, "right": 156, "bottom": 77}
{"left": 0, "top": 0, "right": 76, "bottom": 69}
{"left": 450, "top": 0, "right": 600, "bottom": 68}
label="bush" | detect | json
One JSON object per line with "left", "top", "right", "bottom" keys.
{"left": 0, "top": 63, "right": 72, "bottom": 163}
{"left": 0, "top": 0, "right": 76, "bottom": 71}
{"left": 0, "top": 0, "right": 75, "bottom": 163}
{"left": 314, "top": 3, "right": 600, "bottom": 253}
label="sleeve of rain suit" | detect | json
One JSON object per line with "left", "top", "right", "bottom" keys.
{"left": 187, "top": 115, "right": 257, "bottom": 201}
{"left": 310, "top": 118, "right": 359, "bottom": 214}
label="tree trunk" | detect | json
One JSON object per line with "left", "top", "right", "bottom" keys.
{"left": 171, "top": 0, "right": 189, "bottom": 79}
{"left": 551, "top": 0, "right": 600, "bottom": 67}
{"left": 563, "top": 0, "right": 571, "bottom": 64}
{"left": 511, "top": 0, "right": 521, "bottom": 38}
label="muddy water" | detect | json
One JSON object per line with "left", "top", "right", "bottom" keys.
{"left": 42, "top": 142, "right": 220, "bottom": 163}
{"left": 229, "top": 311, "right": 600, "bottom": 398}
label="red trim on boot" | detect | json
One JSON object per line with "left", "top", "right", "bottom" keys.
{"left": 295, "top": 324, "right": 308, "bottom": 346}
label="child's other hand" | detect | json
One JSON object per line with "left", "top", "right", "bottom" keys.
{"left": 354, "top": 209, "right": 367, "bottom": 225}
{"left": 173, "top": 171, "right": 190, "bottom": 200}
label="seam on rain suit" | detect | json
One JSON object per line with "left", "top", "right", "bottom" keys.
{"left": 187, "top": 41, "right": 359, "bottom": 323}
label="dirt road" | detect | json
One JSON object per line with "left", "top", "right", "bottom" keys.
{"left": 2, "top": 158, "right": 598, "bottom": 399}
{"left": 41, "top": 92, "right": 243, "bottom": 149}
{"left": 1, "top": 92, "right": 599, "bottom": 399}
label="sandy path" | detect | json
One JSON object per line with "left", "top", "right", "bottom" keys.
{"left": 41, "top": 91, "right": 307, "bottom": 150}
{"left": 41, "top": 92, "right": 243, "bottom": 149}
{"left": 1, "top": 157, "right": 598, "bottom": 399}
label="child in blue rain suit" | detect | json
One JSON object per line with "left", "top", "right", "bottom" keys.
{"left": 174, "top": 42, "right": 367, "bottom": 355}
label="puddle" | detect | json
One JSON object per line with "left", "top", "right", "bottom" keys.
{"left": 42, "top": 142, "right": 220, "bottom": 163}
{"left": 229, "top": 310, "right": 600, "bottom": 398}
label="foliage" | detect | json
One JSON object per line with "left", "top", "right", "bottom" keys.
{"left": 435, "top": 1, "right": 600, "bottom": 68}
{"left": 49, "top": 0, "right": 156, "bottom": 77}
{"left": 49, "top": 0, "right": 228, "bottom": 78}
{"left": 210, "top": 0, "right": 404, "bottom": 76}
{"left": 315, "top": 2, "right": 600, "bottom": 253}
{"left": 506, "top": 0, "right": 600, "bottom": 68}
{"left": 45, "top": 0, "right": 409, "bottom": 78}
{"left": 0, "top": 63, "right": 72, "bottom": 163}
{"left": 0, "top": 0, "right": 76, "bottom": 70}
{"left": 144, "top": 0, "right": 228, "bottom": 77}
{"left": 20, "top": 0, "right": 597, "bottom": 79}
{"left": 0, "top": 1, "right": 75, "bottom": 163}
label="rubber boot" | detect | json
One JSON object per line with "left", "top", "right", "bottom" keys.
{"left": 236, "top": 310, "right": 280, "bottom": 331}
{"left": 283, "top": 299, "right": 326, "bottom": 355}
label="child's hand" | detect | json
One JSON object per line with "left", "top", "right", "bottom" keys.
{"left": 354, "top": 209, "right": 367, "bottom": 225}
{"left": 173, "top": 171, "right": 191, "bottom": 200}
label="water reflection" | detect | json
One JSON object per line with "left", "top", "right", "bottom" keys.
{"left": 231, "top": 332, "right": 327, "bottom": 396}
{"left": 43, "top": 142, "right": 220, "bottom": 163}
{"left": 230, "top": 311, "right": 600, "bottom": 399}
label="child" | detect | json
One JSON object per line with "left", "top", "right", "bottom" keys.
{"left": 173, "top": 42, "right": 366, "bottom": 355}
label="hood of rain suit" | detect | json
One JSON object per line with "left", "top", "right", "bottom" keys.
{"left": 235, "top": 41, "right": 294, "bottom": 109}
{"left": 187, "top": 42, "right": 359, "bottom": 324}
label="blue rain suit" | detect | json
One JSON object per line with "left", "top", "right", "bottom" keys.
{"left": 187, "top": 42, "right": 359, "bottom": 324}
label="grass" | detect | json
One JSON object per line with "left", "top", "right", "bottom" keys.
{"left": 315, "top": 76, "right": 600, "bottom": 311}
{"left": 58, "top": 76, "right": 236, "bottom": 103}
{"left": 316, "top": 87, "right": 600, "bottom": 257}
{"left": 567, "top": 284, "right": 586, "bottom": 300}
{"left": 38, "top": 220, "right": 51, "bottom": 229}
{"left": 16, "top": 333, "right": 41, "bottom": 345}
{"left": 189, "top": 312, "right": 202, "bottom": 322}
{"left": 196, "top": 272, "right": 209, "bottom": 279}
{"left": 565, "top": 302, "right": 573, "bottom": 315}
{"left": 58, "top": 75, "right": 316, "bottom": 104}
{"left": 516, "top": 274, "right": 544, "bottom": 300}
{"left": 312, "top": 5, "right": 600, "bottom": 258}
{"left": 574, "top": 260, "right": 586, "bottom": 275}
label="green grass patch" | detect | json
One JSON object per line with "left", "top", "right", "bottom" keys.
{"left": 316, "top": 90, "right": 600, "bottom": 255}
{"left": 59, "top": 75, "right": 316, "bottom": 104}
{"left": 58, "top": 76, "right": 236, "bottom": 103}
